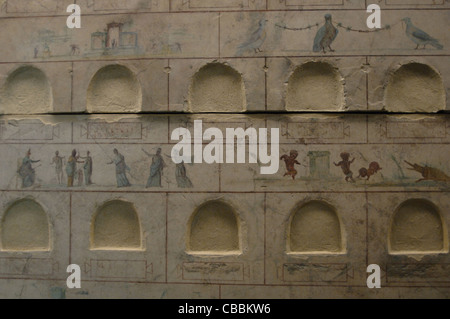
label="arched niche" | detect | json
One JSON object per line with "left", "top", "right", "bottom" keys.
{"left": 288, "top": 200, "right": 344, "bottom": 253}
{"left": 1, "top": 66, "right": 52, "bottom": 114}
{"left": 86, "top": 65, "right": 142, "bottom": 113}
{"left": 188, "top": 63, "right": 246, "bottom": 113}
{"left": 385, "top": 63, "right": 445, "bottom": 113}
{"left": 389, "top": 199, "right": 447, "bottom": 254}
{"left": 286, "top": 61, "right": 344, "bottom": 112}
{"left": 91, "top": 200, "right": 142, "bottom": 250}
{"left": 187, "top": 201, "right": 240, "bottom": 254}
{"left": 1, "top": 199, "right": 50, "bottom": 251}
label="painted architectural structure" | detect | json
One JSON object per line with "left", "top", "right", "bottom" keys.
{"left": 0, "top": 0, "right": 448, "bottom": 299}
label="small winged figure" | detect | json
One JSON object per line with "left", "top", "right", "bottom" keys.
{"left": 402, "top": 17, "right": 443, "bottom": 50}
{"left": 313, "top": 14, "right": 338, "bottom": 53}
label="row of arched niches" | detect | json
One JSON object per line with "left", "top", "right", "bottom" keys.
{"left": 1, "top": 197, "right": 447, "bottom": 254}
{"left": 0, "top": 61, "right": 446, "bottom": 114}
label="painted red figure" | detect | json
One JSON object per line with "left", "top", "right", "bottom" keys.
{"left": 358, "top": 161, "right": 382, "bottom": 180}
{"left": 334, "top": 152, "right": 355, "bottom": 183}
{"left": 280, "top": 150, "right": 301, "bottom": 180}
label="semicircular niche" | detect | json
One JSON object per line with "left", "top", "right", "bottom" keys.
{"left": 286, "top": 61, "right": 344, "bottom": 112}
{"left": 188, "top": 201, "right": 240, "bottom": 253}
{"left": 389, "top": 199, "right": 446, "bottom": 254}
{"left": 87, "top": 65, "right": 142, "bottom": 113}
{"left": 288, "top": 200, "right": 344, "bottom": 253}
{"left": 385, "top": 63, "right": 445, "bottom": 113}
{"left": 1, "top": 199, "right": 50, "bottom": 251}
{"left": 91, "top": 200, "right": 142, "bottom": 250}
{"left": 2, "top": 66, "right": 52, "bottom": 114}
{"left": 188, "top": 63, "right": 246, "bottom": 113}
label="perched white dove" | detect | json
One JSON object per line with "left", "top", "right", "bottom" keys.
{"left": 402, "top": 17, "right": 443, "bottom": 50}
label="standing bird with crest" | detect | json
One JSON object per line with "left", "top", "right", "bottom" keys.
{"left": 236, "top": 19, "right": 268, "bottom": 56}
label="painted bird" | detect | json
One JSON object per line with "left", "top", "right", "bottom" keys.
{"left": 402, "top": 17, "right": 443, "bottom": 50}
{"left": 313, "top": 14, "right": 338, "bottom": 53}
{"left": 236, "top": 19, "right": 268, "bottom": 56}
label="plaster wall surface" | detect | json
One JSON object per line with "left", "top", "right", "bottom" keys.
{"left": 0, "top": 0, "right": 448, "bottom": 299}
